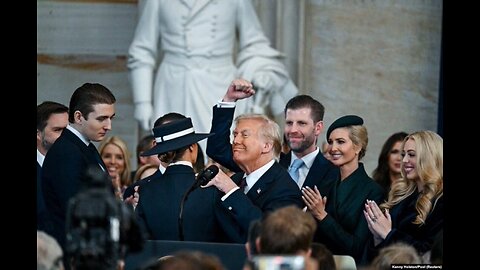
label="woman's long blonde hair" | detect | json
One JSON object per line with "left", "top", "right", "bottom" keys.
{"left": 99, "top": 136, "right": 132, "bottom": 187}
{"left": 380, "top": 130, "right": 443, "bottom": 225}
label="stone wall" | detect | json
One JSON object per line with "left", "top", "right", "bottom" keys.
{"left": 37, "top": 0, "right": 443, "bottom": 173}
{"left": 301, "top": 0, "right": 442, "bottom": 173}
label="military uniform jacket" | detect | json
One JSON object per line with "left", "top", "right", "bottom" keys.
{"left": 128, "top": 0, "right": 297, "bottom": 140}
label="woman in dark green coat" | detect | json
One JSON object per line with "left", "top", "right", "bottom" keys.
{"left": 302, "top": 115, "right": 385, "bottom": 265}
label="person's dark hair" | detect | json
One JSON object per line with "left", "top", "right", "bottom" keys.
{"left": 137, "top": 135, "right": 156, "bottom": 164}
{"left": 68, "top": 83, "right": 116, "bottom": 123}
{"left": 37, "top": 101, "right": 69, "bottom": 131}
{"left": 156, "top": 133, "right": 206, "bottom": 167}
{"left": 311, "top": 243, "right": 336, "bottom": 270}
{"left": 372, "top": 132, "right": 408, "bottom": 191}
{"left": 194, "top": 143, "right": 205, "bottom": 174}
{"left": 284, "top": 95, "right": 325, "bottom": 123}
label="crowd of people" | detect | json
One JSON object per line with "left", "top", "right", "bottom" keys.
{"left": 37, "top": 79, "right": 443, "bottom": 270}
{"left": 37, "top": 2, "right": 442, "bottom": 269}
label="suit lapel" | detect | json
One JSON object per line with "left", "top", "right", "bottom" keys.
{"left": 303, "top": 153, "right": 328, "bottom": 188}
{"left": 63, "top": 128, "right": 108, "bottom": 172}
{"left": 89, "top": 144, "right": 108, "bottom": 172}
{"left": 326, "top": 179, "right": 340, "bottom": 220}
{"left": 62, "top": 129, "right": 91, "bottom": 158}
{"left": 246, "top": 163, "right": 279, "bottom": 201}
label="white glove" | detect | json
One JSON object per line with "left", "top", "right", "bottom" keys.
{"left": 134, "top": 102, "right": 153, "bottom": 131}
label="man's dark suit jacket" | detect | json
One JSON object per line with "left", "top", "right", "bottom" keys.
{"left": 214, "top": 161, "right": 304, "bottom": 243}
{"left": 41, "top": 128, "right": 109, "bottom": 248}
{"left": 37, "top": 161, "right": 52, "bottom": 232}
{"left": 313, "top": 163, "right": 385, "bottom": 265}
{"left": 206, "top": 105, "right": 339, "bottom": 196}
{"left": 135, "top": 165, "right": 230, "bottom": 242}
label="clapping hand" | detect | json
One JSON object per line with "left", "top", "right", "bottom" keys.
{"left": 363, "top": 199, "right": 392, "bottom": 245}
{"left": 302, "top": 186, "right": 328, "bottom": 220}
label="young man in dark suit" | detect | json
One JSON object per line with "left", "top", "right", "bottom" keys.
{"left": 41, "top": 83, "right": 116, "bottom": 249}
{"left": 206, "top": 80, "right": 338, "bottom": 197}
{"left": 37, "top": 101, "right": 69, "bottom": 232}
{"left": 202, "top": 79, "right": 303, "bottom": 242}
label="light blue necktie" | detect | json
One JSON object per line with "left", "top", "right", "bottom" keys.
{"left": 288, "top": 159, "right": 304, "bottom": 183}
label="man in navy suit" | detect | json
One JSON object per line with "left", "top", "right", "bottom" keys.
{"left": 207, "top": 81, "right": 338, "bottom": 199}
{"left": 37, "top": 101, "right": 69, "bottom": 232}
{"left": 202, "top": 79, "right": 303, "bottom": 242}
{"left": 41, "top": 83, "right": 116, "bottom": 249}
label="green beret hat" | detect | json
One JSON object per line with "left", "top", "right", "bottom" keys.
{"left": 326, "top": 115, "right": 364, "bottom": 139}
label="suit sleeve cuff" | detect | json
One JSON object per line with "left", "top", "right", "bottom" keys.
{"left": 221, "top": 187, "right": 240, "bottom": 201}
{"left": 217, "top": 100, "right": 236, "bottom": 108}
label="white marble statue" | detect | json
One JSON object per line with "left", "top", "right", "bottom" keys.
{"left": 127, "top": 0, "right": 298, "bottom": 138}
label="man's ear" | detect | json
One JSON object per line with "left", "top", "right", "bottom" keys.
{"left": 138, "top": 156, "right": 148, "bottom": 165}
{"left": 262, "top": 142, "right": 273, "bottom": 154}
{"left": 189, "top": 143, "right": 197, "bottom": 152}
{"left": 314, "top": 120, "right": 323, "bottom": 136}
{"left": 306, "top": 248, "right": 312, "bottom": 257}
{"left": 73, "top": 110, "right": 83, "bottom": 124}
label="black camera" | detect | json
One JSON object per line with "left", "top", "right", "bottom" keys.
{"left": 65, "top": 166, "right": 144, "bottom": 270}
